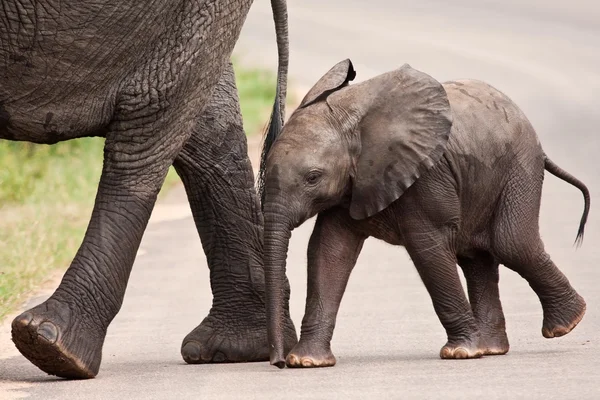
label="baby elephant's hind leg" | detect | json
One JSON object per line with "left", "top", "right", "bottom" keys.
{"left": 458, "top": 252, "right": 509, "bottom": 355}
{"left": 403, "top": 227, "right": 483, "bottom": 359}
{"left": 493, "top": 166, "right": 586, "bottom": 339}
{"left": 497, "top": 244, "right": 586, "bottom": 338}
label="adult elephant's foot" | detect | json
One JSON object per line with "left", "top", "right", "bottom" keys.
{"left": 181, "top": 310, "right": 297, "bottom": 364}
{"left": 541, "top": 292, "right": 586, "bottom": 338}
{"left": 285, "top": 340, "right": 336, "bottom": 368}
{"left": 11, "top": 298, "right": 105, "bottom": 379}
{"left": 439, "top": 336, "right": 484, "bottom": 359}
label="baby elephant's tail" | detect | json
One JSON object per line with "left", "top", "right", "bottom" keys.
{"left": 544, "top": 154, "right": 591, "bottom": 246}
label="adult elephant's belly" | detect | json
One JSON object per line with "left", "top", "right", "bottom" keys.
{"left": 0, "top": 0, "right": 248, "bottom": 144}
{"left": 0, "top": 1, "right": 165, "bottom": 143}
{"left": 0, "top": 76, "right": 120, "bottom": 143}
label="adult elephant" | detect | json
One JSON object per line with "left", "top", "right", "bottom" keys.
{"left": 1, "top": 0, "right": 297, "bottom": 379}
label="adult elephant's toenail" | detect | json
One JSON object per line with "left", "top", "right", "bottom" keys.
{"left": 212, "top": 351, "right": 226, "bottom": 363}
{"left": 12, "top": 312, "right": 33, "bottom": 328}
{"left": 181, "top": 341, "right": 202, "bottom": 363}
{"left": 37, "top": 322, "right": 58, "bottom": 344}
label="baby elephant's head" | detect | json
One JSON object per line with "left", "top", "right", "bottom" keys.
{"left": 260, "top": 59, "right": 453, "bottom": 225}
{"left": 258, "top": 59, "right": 453, "bottom": 368}
{"left": 261, "top": 104, "right": 355, "bottom": 226}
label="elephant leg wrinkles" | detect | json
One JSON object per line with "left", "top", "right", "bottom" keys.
{"left": 10, "top": 37, "right": 236, "bottom": 377}
{"left": 173, "top": 64, "right": 297, "bottom": 364}
{"left": 403, "top": 225, "right": 483, "bottom": 359}
{"left": 397, "top": 180, "right": 485, "bottom": 360}
{"left": 286, "top": 208, "right": 365, "bottom": 368}
{"left": 11, "top": 107, "right": 192, "bottom": 379}
{"left": 458, "top": 252, "right": 509, "bottom": 355}
{"left": 491, "top": 164, "right": 586, "bottom": 339}
{"left": 7, "top": 0, "right": 289, "bottom": 379}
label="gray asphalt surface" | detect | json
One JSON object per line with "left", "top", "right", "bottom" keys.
{"left": 1, "top": 1, "right": 599, "bottom": 398}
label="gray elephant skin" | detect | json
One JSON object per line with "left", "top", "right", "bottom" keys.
{"left": 0, "top": 0, "right": 298, "bottom": 379}
{"left": 259, "top": 59, "right": 590, "bottom": 368}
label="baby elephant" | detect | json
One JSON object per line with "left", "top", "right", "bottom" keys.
{"left": 258, "top": 59, "right": 590, "bottom": 368}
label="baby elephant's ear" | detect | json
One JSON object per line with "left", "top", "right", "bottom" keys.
{"left": 346, "top": 64, "right": 453, "bottom": 220}
{"left": 299, "top": 59, "right": 356, "bottom": 108}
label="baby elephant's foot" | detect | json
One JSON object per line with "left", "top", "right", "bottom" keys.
{"left": 286, "top": 340, "right": 336, "bottom": 368}
{"left": 440, "top": 336, "right": 484, "bottom": 360}
{"left": 11, "top": 299, "right": 105, "bottom": 379}
{"left": 181, "top": 310, "right": 297, "bottom": 364}
{"left": 542, "top": 292, "right": 586, "bottom": 338}
{"left": 480, "top": 332, "right": 510, "bottom": 356}
{"left": 477, "top": 320, "right": 510, "bottom": 356}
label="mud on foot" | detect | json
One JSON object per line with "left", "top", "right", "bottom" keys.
{"left": 11, "top": 299, "right": 105, "bottom": 379}
{"left": 181, "top": 312, "right": 297, "bottom": 364}
{"left": 542, "top": 292, "right": 586, "bottom": 338}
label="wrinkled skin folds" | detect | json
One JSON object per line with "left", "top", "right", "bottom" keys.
{"left": 1, "top": 0, "right": 298, "bottom": 379}
{"left": 260, "top": 59, "right": 590, "bottom": 368}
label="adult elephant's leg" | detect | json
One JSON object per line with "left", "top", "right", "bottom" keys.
{"left": 11, "top": 113, "right": 190, "bottom": 379}
{"left": 10, "top": 0, "right": 255, "bottom": 379}
{"left": 173, "top": 64, "right": 297, "bottom": 364}
{"left": 458, "top": 252, "right": 509, "bottom": 355}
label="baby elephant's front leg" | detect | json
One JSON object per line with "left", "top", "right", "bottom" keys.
{"left": 286, "top": 208, "right": 366, "bottom": 368}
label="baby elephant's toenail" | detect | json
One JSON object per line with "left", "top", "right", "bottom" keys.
{"left": 37, "top": 322, "right": 58, "bottom": 344}
{"left": 440, "top": 347, "right": 452, "bottom": 359}
{"left": 542, "top": 327, "right": 555, "bottom": 338}
{"left": 286, "top": 354, "right": 299, "bottom": 366}
{"left": 454, "top": 348, "right": 469, "bottom": 359}
{"left": 181, "top": 341, "right": 202, "bottom": 363}
{"left": 301, "top": 358, "right": 314, "bottom": 367}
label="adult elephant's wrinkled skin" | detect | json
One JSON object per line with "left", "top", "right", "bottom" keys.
{"left": 259, "top": 59, "right": 590, "bottom": 368}
{"left": 1, "top": 0, "right": 297, "bottom": 379}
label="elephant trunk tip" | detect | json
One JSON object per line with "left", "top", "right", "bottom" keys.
{"left": 269, "top": 344, "right": 286, "bottom": 369}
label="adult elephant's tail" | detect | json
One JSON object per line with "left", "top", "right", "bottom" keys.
{"left": 544, "top": 154, "right": 591, "bottom": 246}
{"left": 257, "top": 0, "right": 289, "bottom": 205}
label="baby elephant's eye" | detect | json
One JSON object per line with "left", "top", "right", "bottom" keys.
{"left": 305, "top": 170, "right": 322, "bottom": 185}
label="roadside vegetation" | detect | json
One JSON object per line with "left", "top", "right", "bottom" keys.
{"left": 0, "top": 60, "right": 282, "bottom": 319}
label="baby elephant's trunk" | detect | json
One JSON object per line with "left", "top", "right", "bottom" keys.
{"left": 263, "top": 205, "right": 293, "bottom": 368}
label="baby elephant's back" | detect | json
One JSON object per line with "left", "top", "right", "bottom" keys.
{"left": 438, "top": 80, "right": 546, "bottom": 231}
{"left": 442, "top": 79, "right": 544, "bottom": 174}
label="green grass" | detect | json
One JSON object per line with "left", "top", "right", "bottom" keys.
{"left": 0, "top": 140, "right": 104, "bottom": 319}
{"left": 236, "top": 63, "right": 278, "bottom": 136}
{"left": 0, "top": 61, "right": 281, "bottom": 319}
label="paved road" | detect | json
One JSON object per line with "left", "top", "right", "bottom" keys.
{"left": 1, "top": 1, "right": 599, "bottom": 398}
